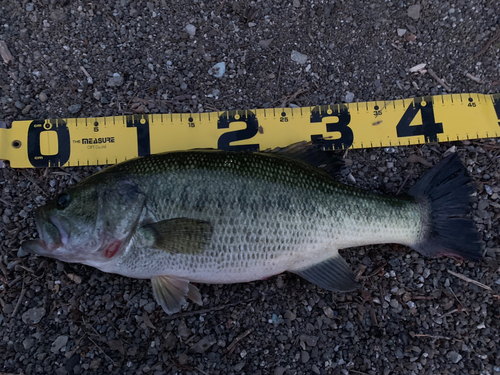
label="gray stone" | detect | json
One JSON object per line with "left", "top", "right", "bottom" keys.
{"left": 477, "top": 200, "right": 489, "bottom": 210}
{"left": 185, "top": 24, "right": 196, "bottom": 37}
{"left": 177, "top": 321, "right": 191, "bottom": 340}
{"left": 177, "top": 353, "right": 189, "bottom": 365}
{"left": 301, "top": 350, "right": 310, "bottom": 363}
{"left": 22, "top": 307, "right": 45, "bottom": 324}
{"left": 284, "top": 310, "right": 296, "bottom": 321}
{"left": 209, "top": 62, "right": 226, "bottom": 78}
{"left": 51, "top": 335, "right": 68, "bottom": 353}
{"left": 299, "top": 334, "right": 318, "bottom": 347}
{"left": 390, "top": 299, "right": 400, "bottom": 309}
{"left": 23, "top": 338, "right": 35, "bottom": 350}
{"left": 26, "top": 3, "right": 34, "bottom": 11}
{"left": 345, "top": 92, "right": 355, "bottom": 103}
{"left": 39, "top": 92, "right": 48, "bottom": 102}
{"left": 107, "top": 73, "right": 124, "bottom": 87}
{"left": 68, "top": 104, "right": 81, "bottom": 114}
{"left": 274, "top": 367, "right": 286, "bottom": 375}
{"left": 190, "top": 337, "right": 216, "bottom": 354}
{"left": 408, "top": 5, "right": 421, "bottom": 20}
{"left": 259, "top": 39, "right": 273, "bottom": 48}
{"left": 144, "top": 301, "right": 156, "bottom": 313}
{"left": 447, "top": 351, "right": 462, "bottom": 363}
{"left": 22, "top": 104, "right": 32, "bottom": 115}
{"left": 291, "top": 50, "right": 307, "bottom": 64}
{"left": 234, "top": 362, "right": 246, "bottom": 371}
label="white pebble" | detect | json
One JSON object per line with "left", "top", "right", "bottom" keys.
{"left": 291, "top": 50, "right": 308, "bottom": 64}
{"left": 345, "top": 92, "right": 355, "bottom": 103}
{"left": 210, "top": 62, "right": 226, "bottom": 78}
{"left": 185, "top": 24, "right": 196, "bottom": 37}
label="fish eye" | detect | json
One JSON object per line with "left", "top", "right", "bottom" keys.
{"left": 56, "top": 193, "right": 71, "bottom": 210}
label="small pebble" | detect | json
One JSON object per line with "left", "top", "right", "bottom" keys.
{"left": 51, "top": 335, "right": 69, "bottom": 353}
{"left": 209, "top": 62, "right": 226, "bottom": 78}
{"left": 345, "top": 92, "right": 355, "bottom": 103}
{"left": 22, "top": 307, "right": 45, "bottom": 325}
{"left": 68, "top": 104, "right": 82, "bottom": 114}
{"left": 291, "top": 50, "right": 308, "bottom": 65}
{"left": 107, "top": 73, "right": 124, "bottom": 87}
{"left": 323, "top": 306, "right": 334, "bottom": 319}
{"left": 23, "top": 338, "right": 35, "bottom": 350}
{"left": 190, "top": 337, "right": 216, "bottom": 354}
{"left": 234, "top": 362, "right": 246, "bottom": 371}
{"left": 259, "top": 39, "right": 273, "bottom": 48}
{"left": 185, "top": 24, "right": 196, "bottom": 37}
{"left": 177, "top": 353, "right": 189, "bottom": 365}
{"left": 446, "top": 351, "right": 462, "bottom": 363}
{"left": 299, "top": 334, "right": 318, "bottom": 347}
{"left": 408, "top": 5, "right": 421, "bottom": 20}
{"left": 39, "top": 92, "right": 48, "bottom": 102}
{"left": 284, "top": 310, "right": 296, "bottom": 321}
{"left": 301, "top": 351, "right": 310, "bottom": 363}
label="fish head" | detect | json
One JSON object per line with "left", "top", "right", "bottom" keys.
{"left": 21, "top": 176, "right": 146, "bottom": 266}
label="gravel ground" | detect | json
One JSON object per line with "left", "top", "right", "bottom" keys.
{"left": 1, "top": 0, "right": 500, "bottom": 374}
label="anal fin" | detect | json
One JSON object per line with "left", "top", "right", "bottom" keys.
{"left": 290, "top": 255, "right": 358, "bottom": 292}
{"left": 151, "top": 275, "right": 202, "bottom": 314}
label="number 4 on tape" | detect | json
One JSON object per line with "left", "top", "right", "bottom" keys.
{"left": 0, "top": 93, "right": 499, "bottom": 168}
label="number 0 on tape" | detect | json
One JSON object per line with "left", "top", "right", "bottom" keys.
{"left": 1, "top": 93, "right": 499, "bottom": 168}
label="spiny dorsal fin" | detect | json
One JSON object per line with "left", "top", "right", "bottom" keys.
{"left": 263, "top": 140, "right": 343, "bottom": 178}
{"left": 141, "top": 218, "right": 213, "bottom": 254}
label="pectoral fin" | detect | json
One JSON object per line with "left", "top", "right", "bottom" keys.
{"left": 141, "top": 218, "right": 213, "bottom": 254}
{"left": 291, "top": 255, "right": 358, "bottom": 292}
{"left": 151, "top": 275, "right": 203, "bottom": 314}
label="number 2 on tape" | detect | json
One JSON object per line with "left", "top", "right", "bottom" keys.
{"left": 217, "top": 110, "right": 260, "bottom": 151}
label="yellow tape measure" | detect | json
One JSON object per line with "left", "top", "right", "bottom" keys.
{"left": 1, "top": 93, "right": 499, "bottom": 168}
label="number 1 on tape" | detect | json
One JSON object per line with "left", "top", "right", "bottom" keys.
{"left": 0, "top": 93, "right": 499, "bottom": 168}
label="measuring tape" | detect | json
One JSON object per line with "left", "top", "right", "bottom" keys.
{"left": 1, "top": 93, "right": 499, "bottom": 168}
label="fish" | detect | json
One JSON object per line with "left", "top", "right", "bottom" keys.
{"left": 20, "top": 143, "right": 482, "bottom": 314}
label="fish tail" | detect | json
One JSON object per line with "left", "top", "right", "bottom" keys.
{"left": 408, "top": 153, "right": 482, "bottom": 261}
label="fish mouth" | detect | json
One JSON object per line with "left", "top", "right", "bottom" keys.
{"left": 21, "top": 209, "right": 68, "bottom": 256}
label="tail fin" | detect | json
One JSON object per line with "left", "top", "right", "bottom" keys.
{"left": 408, "top": 153, "right": 482, "bottom": 261}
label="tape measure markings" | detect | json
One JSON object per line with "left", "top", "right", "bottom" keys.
{"left": 0, "top": 93, "right": 499, "bottom": 168}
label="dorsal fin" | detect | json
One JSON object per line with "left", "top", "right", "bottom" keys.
{"left": 189, "top": 140, "right": 344, "bottom": 178}
{"left": 263, "top": 140, "right": 344, "bottom": 178}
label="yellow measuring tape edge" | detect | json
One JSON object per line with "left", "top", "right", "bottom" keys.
{"left": 1, "top": 93, "right": 499, "bottom": 168}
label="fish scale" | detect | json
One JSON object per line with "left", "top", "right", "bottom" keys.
{"left": 107, "top": 151, "right": 422, "bottom": 283}
{"left": 21, "top": 145, "right": 481, "bottom": 314}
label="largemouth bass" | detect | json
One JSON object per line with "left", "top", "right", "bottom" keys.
{"left": 21, "top": 144, "right": 481, "bottom": 314}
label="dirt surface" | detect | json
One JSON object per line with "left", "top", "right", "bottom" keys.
{"left": 1, "top": 0, "right": 500, "bottom": 374}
